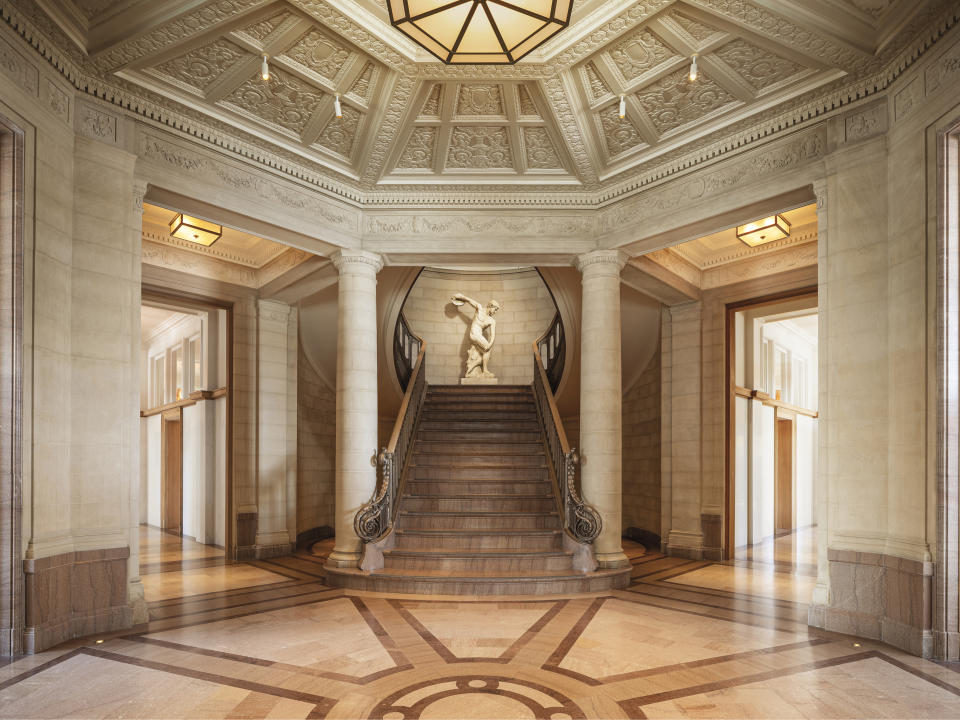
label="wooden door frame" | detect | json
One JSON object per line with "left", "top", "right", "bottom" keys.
{"left": 724, "top": 287, "right": 817, "bottom": 560}
{"left": 160, "top": 409, "right": 183, "bottom": 534}
{"left": 142, "top": 288, "right": 235, "bottom": 560}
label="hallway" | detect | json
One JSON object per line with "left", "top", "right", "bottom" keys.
{"left": 2, "top": 544, "right": 957, "bottom": 719}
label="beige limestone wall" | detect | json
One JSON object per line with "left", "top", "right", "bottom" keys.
{"left": 403, "top": 269, "right": 556, "bottom": 386}
{"left": 622, "top": 348, "right": 661, "bottom": 538}
{"left": 297, "top": 342, "right": 336, "bottom": 539}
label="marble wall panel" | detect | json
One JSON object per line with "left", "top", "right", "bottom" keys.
{"left": 622, "top": 348, "right": 661, "bottom": 539}
{"left": 297, "top": 341, "right": 335, "bottom": 538}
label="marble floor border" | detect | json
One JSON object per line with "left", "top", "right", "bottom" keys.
{"left": 142, "top": 585, "right": 341, "bottom": 632}
{"left": 130, "top": 596, "right": 413, "bottom": 685}
{"left": 632, "top": 577, "right": 807, "bottom": 614}
{"left": 388, "top": 598, "right": 568, "bottom": 664}
{"left": 620, "top": 588, "right": 806, "bottom": 632}
{"left": 616, "top": 650, "right": 960, "bottom": 719}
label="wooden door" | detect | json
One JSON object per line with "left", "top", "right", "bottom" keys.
{"left": 775, "top": 418, "right": 793, "bottom": 531}
{"left": 161, "top": 410, "right": 182, "bottom": 534}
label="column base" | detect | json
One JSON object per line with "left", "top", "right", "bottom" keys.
{"left": 326, "top": 548, "right": 362, "bottom": 568}
{"left": 595, "top": 551, "right": 630, "bottom": 569}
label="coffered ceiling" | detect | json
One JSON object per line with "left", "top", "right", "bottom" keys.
{"left": 22, "top": 0, "right": 950, "bottom": 197}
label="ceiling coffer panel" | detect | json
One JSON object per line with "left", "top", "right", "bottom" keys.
{"left": 121, "top": 1, "right": 388, "bottom": 176}
{"left": 571, "top": 0, "right": 837, "bottom": 176}
{"left": 385, "top": 80, "right": 577, "bottom": 181}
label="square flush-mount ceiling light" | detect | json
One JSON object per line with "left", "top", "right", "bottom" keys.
{"left": 387, "top": 0, "right": 573, "bottom": 65}
{"left": 736, "top": 214, "right": 791, "bottom": 247}
{"left": 169, "top": 213, "right": 223, "bottom": 247}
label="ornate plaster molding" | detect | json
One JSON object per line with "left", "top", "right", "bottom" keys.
{"left": 331, "top": 248, "right": 384, "bottom": 273}
{"left": 576, "top": 249, "right": 629, "bottom": 272}
{"left": 0, "top": 0, "right": 957, "bottom": 213}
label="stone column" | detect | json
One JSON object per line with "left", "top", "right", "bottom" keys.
{"left": 328, "top": 250, "right": 383, "bottom": 568}
{"left": 576, "top": 250, "right": 629, "bottom": 569}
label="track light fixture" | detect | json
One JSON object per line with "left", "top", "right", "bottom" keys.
{"left": 334, "top": 94, "right": 342, "bottom": 118}
{"left": 619, "top": 94, "right": 626, "bottom": 119}
{"left": 261, "top": 54, "right": 270, "bottom": 81}
{"left": 689, "top": 54, "right": 698, "bottom": 82}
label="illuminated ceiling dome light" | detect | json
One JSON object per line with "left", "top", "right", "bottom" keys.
{"left": 736, "top": 214, "right": 791, "bottom": 247}
{"left": 169, "top": 213, "right": 223, "bottom": 247}
{"left": 387, "top": 0, "right": 573, "bottom": 64}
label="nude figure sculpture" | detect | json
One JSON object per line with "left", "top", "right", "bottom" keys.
{"left": 451, "top": 293, "right": 501, "bottom": 379}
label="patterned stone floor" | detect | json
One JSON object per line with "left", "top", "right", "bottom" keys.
{"left": 1, "top": 535, "right": 958, "bottom": 719}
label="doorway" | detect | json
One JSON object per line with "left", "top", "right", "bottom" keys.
{"left": 139, "top": 296, "right": 231, "bottom": 579}
{"left": 726, "top": 291, "right": 818, "bottom": 575}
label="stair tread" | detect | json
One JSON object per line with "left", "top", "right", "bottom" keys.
{"left": 402, "top": 510, "right": 556, "bottom": 517}
{"left": 354, "top": 568, "right": 593, "bottom": 579}
{"left": 384, "top": 548, "right": 571, "bottom": 558}
{"left": 404, "top": 494, "right": 553, "bottom": 499}
{"left": 396, "top": 528, "right": 560, "bottom": 535}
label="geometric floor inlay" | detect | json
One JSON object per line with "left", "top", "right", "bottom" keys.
{"left": 546, "top": 597, "right": 806, "bottom": 684}
{"left": 391, "top": 599, "right": 566, "bottom": 662}
{"left": 3, "top": 550, "right": 960, "bottom": 720}
{"left": 144, "top": 596, "right": 410, "bottom": 683}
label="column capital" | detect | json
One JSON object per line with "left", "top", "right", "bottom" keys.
{"left": 331, "top": 249, "right": 384, "bottom": 274}
{"left": 812, "top": 179, "right": 828, "bottom": 212}
{"left": 574, "top": 249, "right": 628, "bottom": 274}
{"left": 132, "top": 179, "right": 148, "bottom": 214}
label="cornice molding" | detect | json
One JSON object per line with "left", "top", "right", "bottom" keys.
{"left": 0, "top": 0, "right": 957, "bottom": 212}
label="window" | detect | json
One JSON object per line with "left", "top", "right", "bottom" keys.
{"left": 172, "top": 347, "right": 183, "bottom": 401}
{"left": 151, "top": 354, "right": 164, "bottom": 408}
{"left": 190, "top": 336, "right": 202, "bottom": 392}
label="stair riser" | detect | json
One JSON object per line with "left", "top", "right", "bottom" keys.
{"left": 425, "top": 403, "right": 536, "bottom": 413}
{"left": 398, "top": 515, "right": 560, "bottom": 530}
{"left": 413, "top": 455, "right": 545, "bottom": 468}
{"left": 417, "top": 431, "right": 542, "bottom": 443}
{"left": 394, "top": 533, "right": 562, "bottom": 552}
{"left": 419, "top": 421, "right": 541, "bottom": 432}
{"left": 415, "top": 441, "right": 544, "bottom": 455}
{"left": 406, "top": 481, "right": 553, "bottom": 496}
{"left": 324, "top": 570, "right": 632, "bottom": 596}
{"left": 422, "top": 411, "right": 538, "bottom": 421}
{"left": 402, "top": 497, "right": 556, "bottom": 513}
{"left": 382, "top": 554, "right": 573, "bottom": 572}
{"left": 411, "top": 467, "right": 549, "bottom": 481}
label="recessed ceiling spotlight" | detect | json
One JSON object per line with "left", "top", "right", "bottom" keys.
{"left": 619, "top": 94, "right": 626, "bottom": 119}
{"left": 334, "top": 94, "right": 343, "bottom": 118}
{"left": 261, "top": 54, "right": 270, "bottom": 81}
{"left": 689, "top": 54, "right": 698, "bottom": 82}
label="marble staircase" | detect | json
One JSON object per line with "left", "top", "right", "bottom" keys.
{"left": 324, "top": 385, "right": 631, "bottom": 595}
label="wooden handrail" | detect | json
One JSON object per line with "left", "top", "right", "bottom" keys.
{"left": 387, "top": 335, "right": 427, "bottom": 453}
{"left": 531, "top": 336, "right": 571, "bottom": 453}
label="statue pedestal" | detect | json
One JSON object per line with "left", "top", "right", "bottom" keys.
{"left": 460, "top": 377, "right": 499, "bottom": 385}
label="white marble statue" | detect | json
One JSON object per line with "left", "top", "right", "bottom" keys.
{"left": 452, "top": 293, "right": 501, "bottom": 378}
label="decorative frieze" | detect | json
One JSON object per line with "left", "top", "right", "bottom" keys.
{"left": 363, "top": 214, "right": 594, "bottom": 239}
{"left": 43, "top": 78, "right": 68, "bottom": 121}
{"left": 75, "top": 99, "right": 118, "bottom": 144}
{"left": 598, "top": 126, "right": 827, "bottom": 234}
{"left": 0, "top": 32, "right": 37, "bottom": 95}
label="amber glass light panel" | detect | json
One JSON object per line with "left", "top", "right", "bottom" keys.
{"left": 388, "top": 0, "right": 573, "bottom": 64}
{"left": 169, "top": 213, "right": 223, "bottom": 247}
{"left": 736, "top": 214, "right": 791, "bottom": 247}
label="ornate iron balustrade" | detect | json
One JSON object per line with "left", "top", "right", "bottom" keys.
{"left": 537, "top": 312, "right": 565, "bottom": 394}
{"left": 530, "top": 339, "right": 601, "bottom": 544}
{"left": 394, "top": 312, "right": 422, "bottom": 392}
{"left": 355, "top": 333, "right": 427, "bottom": 543}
